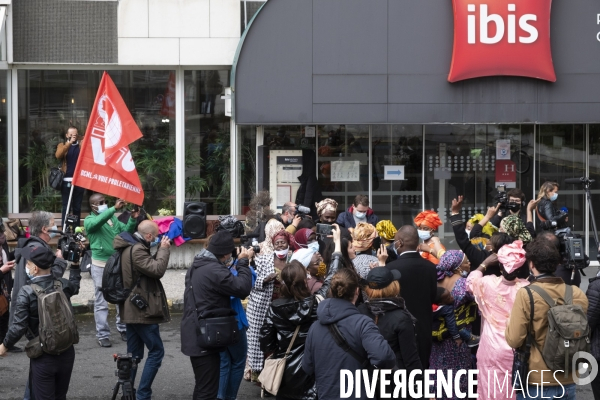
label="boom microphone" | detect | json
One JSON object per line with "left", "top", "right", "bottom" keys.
{"left": 565, "top": 177, "right": 595, "bottom": 184}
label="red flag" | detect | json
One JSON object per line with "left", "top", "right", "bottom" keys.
{"left": 161, "top": 72, "right": 176, "bottom": 119}
{"left": 72, "top": 72, "right": 145, "bottom": 205}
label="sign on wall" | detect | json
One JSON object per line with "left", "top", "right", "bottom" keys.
{"left": 448, "top": 0, "right": 556, "bottom": 82}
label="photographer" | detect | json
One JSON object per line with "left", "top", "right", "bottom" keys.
{"left": 55, "top": 126, "right": 85, "bottom": 223}
{"left": 84, "top": 193, "right": 139, "bottom": 347}
{"left": 113, "top": 221, "right": 171, "bottom": 400}
{"left": 475, "top": 195, "right": 538, "bottom": 241}
{"left": 181, "top": 230, "right": 253, "bottom": 399}
{"left": 280, "top": 202, "right": 303, "bottom": 235}
{"left": 537, "top": 181, "right": 568, "bottom": 230}
{"left": 11, "top": 211, "right": 67, "bottom": 329}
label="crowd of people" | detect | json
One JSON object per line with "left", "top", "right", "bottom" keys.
{"left": 0, "top": 181, "right": 599, "bottom": 400}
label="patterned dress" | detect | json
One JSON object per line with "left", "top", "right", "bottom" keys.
{"left": 246, "top": 252, "right": 276, "bottom": 373}
{"left": 429, "top": 278, "right": 475, "bottom": 400}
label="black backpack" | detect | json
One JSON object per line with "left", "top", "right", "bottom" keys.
{"left": 216, "top": 215, "right": 245, "bottom": 238}
{"left": 101, "top": 246, "right": 134, "bottom": 304}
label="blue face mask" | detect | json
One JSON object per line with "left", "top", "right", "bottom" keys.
{"left": 550, "top": 193, "right": 558, "bottom": 201}
{"left": 307, "top": 242, "right": 319, "bottom": 253}
{"left": 150, "top": 236, "right": 160, "bottom": 247}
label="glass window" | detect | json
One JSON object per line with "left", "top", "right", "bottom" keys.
{"left": 238, "top": 125, "right": 257, "bottom": 213}
{"left": 371, "top": 125, "right": 423, "bottom": 228}
{"left": 536, "top": 125, "right": 586, "bottom": 236}
{"left": 0, "top": 71, "right": 7, "bottom": 215}
{"left": 317, "top": 125, "right": 369, "bottom": 213}
{"left": 184, "top": 70, "right": 231, "bottom": 215}
{"left": 241, "top": 1, "right": 266, "bottom": 33}
{"left": 17, "top": 70, "right": 176, "bottom": 214}
{"left": 588, "top": 125, "right": 600, "bottom": 260}
{"left": 424, "top": 124, "right": 534, "bottom": 248}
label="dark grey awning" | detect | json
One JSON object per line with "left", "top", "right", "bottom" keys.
{"left": 232, "top": 0, "right": 600, "bottom": 125}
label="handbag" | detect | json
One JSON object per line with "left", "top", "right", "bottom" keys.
{"left": 258, "top": 325, "right": 301, "bottom": 396}
{"left": 512, "top": 287, "right": 535, "bottom": 390}
{"left": 49, "top": 165, "right": 64, "bottom": 191}
{"left": 2, "top": 219, "right": 23, "bottom": 241}
{"left": 196, "top": 308, "right": 239, "bottom": 348}
{"left": 25, "top": 336, "right": 43, "bottom": 359}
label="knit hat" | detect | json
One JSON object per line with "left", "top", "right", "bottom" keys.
{"left": 207, "top": 230, "right": 235, "bottom": 256}
{"left": 21, "top": 243, "right": 55, "bottom": 269}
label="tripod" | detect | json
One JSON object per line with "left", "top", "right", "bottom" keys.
{"left": 111, "top": 354, "right": 139, "bottom": 400}
{"left": 567, "top": 177, "right": 600, "bottom": 260}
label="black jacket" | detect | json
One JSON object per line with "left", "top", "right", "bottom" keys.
{"left": 0, "top": 235, "right": 14, "bottom": 294}
{"left": 386, "top": 251, "right": 437, "bottom": 368}
{"left": 295, "top": 149, "right": 323, "bottom": 220}
{"left": 450, "top": 214, "right": 500, "bottom": 276}
{"left": 10, "top": 236, "right": 67, "bottom": 326}
{"left": 537, "top": 198, "right": 566, "bottom": 229}
{"left": 3, "top": 270, "right": 81, "bottom": 348}
{"left": 260, "top": 296, "right": 318, "bottom": 400}
{"left": 180, "top": 249, "right": 252, "bottom": 357}
{"left": 586, "top": 276, "right": 600, "bottom": 359}
{"left": 303, "top": 298, "right": 396, "bottom": 400}
{"left": 358, "top": 298, "right": 422, "bottom": 373}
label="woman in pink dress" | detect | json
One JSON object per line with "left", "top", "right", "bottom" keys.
{"left": 466, "top": 238, "right": 530, "bottom": 400}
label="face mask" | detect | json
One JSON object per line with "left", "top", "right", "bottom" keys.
{"left": 96, "top": 204, "right": 108, "bottom": 214}
{"left": 150, "top": 236, "right": 160, "bottom": 247}
{"left": 507, "top": 202, "right": 521, "bottom": 213}
{"left": 48, "top": 225, "right": 59, "bottom": 239}
{"left": 464, "top": 229, "right": 471, "bottom": 238}
{"left": 274, "top": 248, "right": 289, "bottom": 259}
{"left": 418, "top": 230, "right": 432, "bottom": 241}
{"left": 222, "top": 257, "right": 234, "bottom": 267}
{"left": 316, "top": 262, "right": 327, "bottom": 278}
{"left": 25, "top": 265, "right": 35, "bottom": 280}
{"left": 308, "top": 242, "right": 320, "bottom": 252}
{"left": 354, "top": 211, "right": 366, "bottom": 219}
{"left": 550, "top": 193, "right": 558, "bottom": 201}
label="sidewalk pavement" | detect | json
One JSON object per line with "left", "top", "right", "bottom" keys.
{"left": 68, "top": 269, "right": 188, "bottom": 314}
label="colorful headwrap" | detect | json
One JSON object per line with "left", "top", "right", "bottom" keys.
{"left": 272, "top": 229, "right": 298, "bottom": 251}
{"left": 376, "top": 220, "right": 397, "bottom": 242}
{"left": 500, "top": 215, "right": 532, "bottom": 244}
{"left": 315, "top": 198, "right": 338, "bottom": 217}
{"left": 436, "top": 250, "right": 465, "bottom": 281}
{"left": 497, "top": 240, "right": 527, "bottom": 274}
{"left": 261, "top": 219, "right": 285, "bottom": 253}
{"left": 468, "top": 213, "right": 498, "bottom": 237}
{"left": 351, "top": 222, "right": 378, "bottom": 252}
{"left": 290, "top": 247, "right": 319, "bottom": 268}
{"left": 294, "top": 228, "right": 314, "bottom": 249}
{"left": 414, "top": 210, "right": 443, "bottom": 230}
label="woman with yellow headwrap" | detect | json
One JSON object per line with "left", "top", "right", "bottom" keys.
{"left": 414, "top": 210, "right": 446, "bottom": 265}
{"left": 376, "top": 220, "right": 398, "bottom": 263}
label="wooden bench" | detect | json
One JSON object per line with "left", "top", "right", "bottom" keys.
{"left": 5, "top": 213, "right": 247, "bottom": 246}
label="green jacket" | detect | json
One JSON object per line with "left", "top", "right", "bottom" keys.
{"left": 84, "top": 207, "right": 137, "bottom": 262}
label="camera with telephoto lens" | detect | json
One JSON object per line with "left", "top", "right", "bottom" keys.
{"left": 295, "top": 205, "right": 311, "bottom": 220}
{"left": 56, "top": 214, "right": 86, "bottom": 264}
{"left": 555, "top": 227, "right": 588, "bottom": 272}
{"left": 239, "top": 234, "right": 261, "bottom": 254}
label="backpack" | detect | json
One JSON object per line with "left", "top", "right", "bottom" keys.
{"left": 101, "top": 246, "right": 134, "bottom": 304}
{"left": 216, "top": 215, "right": 245, "bottom": 238}
{"left": 30, "top": 281, "right": 79, "bottom": 354}
{"left": 529, "top": 284, "right": 590, "bottom": 377}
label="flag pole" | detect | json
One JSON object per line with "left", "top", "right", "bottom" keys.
{"left": 63, "top": 184, "right": 75, "bottom": 232}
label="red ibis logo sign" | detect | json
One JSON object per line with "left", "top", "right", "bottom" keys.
{"left": 448, "top": 0, "right": 556, "bottom": 83}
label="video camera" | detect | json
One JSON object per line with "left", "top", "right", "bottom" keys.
{"left": 494, "top": 184, "right": 508, "bottom": 212}
{"left": 295, "top": 205, "right": 311, "bottom": 220}
{"left": 55, "top": 214, "right": 86, "bottom": 264}
{"left": 239, "top": 233, "right": 261, "bottom": 255}
{"left": 554, "top": 228, "right": 588, "bottom": 274}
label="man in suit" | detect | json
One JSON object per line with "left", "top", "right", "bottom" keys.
{"left": 386, "top": 225, "right": 438, "bottom": 368}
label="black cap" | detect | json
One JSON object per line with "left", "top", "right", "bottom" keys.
{"left": 21, "top": 244, "right": 55, "bottom": 269}
{"left": 207, "top": 230, "right": 235, "bottom": 256}
{"left": 364, "top": 268, "right": 401, "bottom": 290}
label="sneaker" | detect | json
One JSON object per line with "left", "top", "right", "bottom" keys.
{"left": 120, "top": 331, "right": 127, "bottom": 342}
{"left": 7, "top": 345, "right": 23, "bottom": 353}
{"left": 98, "top": 338, "right": 112, "bottom": 348}
{"left": 467, "top": 334, "right": 480, "bottom": 348}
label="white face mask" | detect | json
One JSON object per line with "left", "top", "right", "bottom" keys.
{"left": 465, "top": 229, "right": 471, "bottom": 238}
{"left": 25, "top": 265, "right": 35, "bottom": 280}
{"left": 274, "top": 248, "right": 289, "bottom": 259}
{"left": 48, "top": 225, "right": 59, "bottom": 239}
{"left": 417, "top": 230, "right": 432, "bottom": 241}
{"left": 354, "top": 210, "right": 366, "bottom": 219}
{"left": 96, "top": 204, "right": 108, "bottom": 214}
{"left": 307, "top": 242, "right": 319, "bottom": 252}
